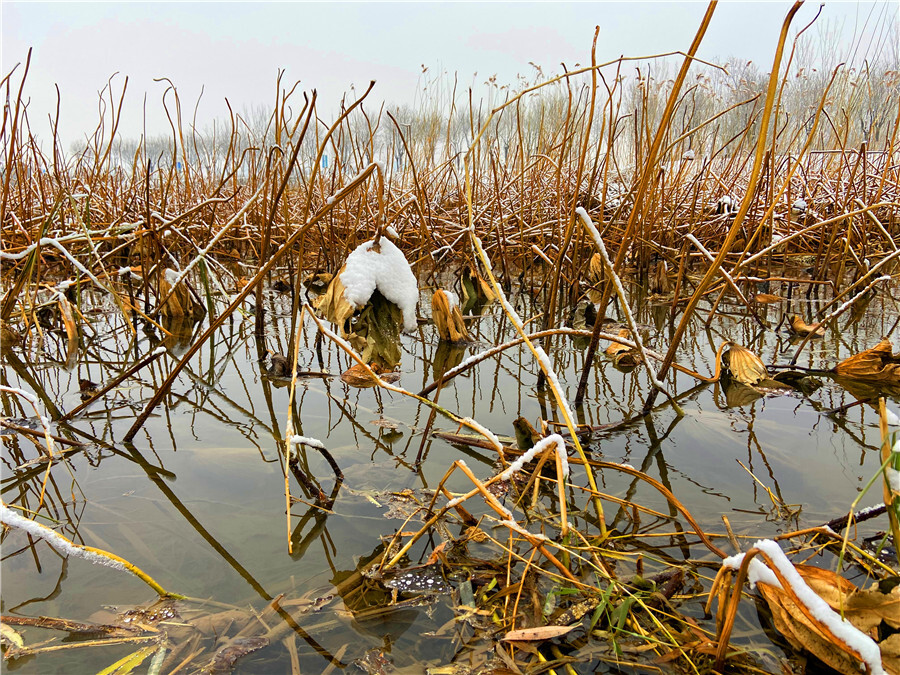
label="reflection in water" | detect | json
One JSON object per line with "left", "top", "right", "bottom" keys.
{"left": 1, "top": 281, "right": 898, "bottom": 671}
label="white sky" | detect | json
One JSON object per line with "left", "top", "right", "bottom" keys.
{"left": 3, "top": 2, "right": 897, "bottom": 148}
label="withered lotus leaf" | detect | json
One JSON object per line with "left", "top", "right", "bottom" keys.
{"left": 314, "top": 266, "right": 355, "bottom": 328}
{"left": 587, "top": 253, "right": 604, "bottom": 303}
{"left": 158, "top": 273, "right": 204, "bottom": 321}
{"left": 605, "top": 328, "right": 632, "bottom": 356}
{"left": 790, "top": 315, "right": 825, "bottom": 337}
{"left": 722, "top": 343, "right": 767, "bottom": 385}
{"left": 341, "top": 363, "right": 401, "bottom": 388}
{"left": 834, "top": 338, "right": 900, "bottom": 383}
{"left": 755, "top": 564, "right": 899, "bottom": 675}
{"left": 431, "top": 289, "right": 471, "bottom": 343}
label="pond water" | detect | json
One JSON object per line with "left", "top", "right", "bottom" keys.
{"left": 2, "top": 275, "right": 897, "bottom": 673}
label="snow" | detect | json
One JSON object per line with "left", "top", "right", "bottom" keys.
{"left": 117, "top": 266, "right": 133, "bottom": 278}
{"left": 722, "top": 551, "right": 781, "bottom": 588}
{"left": 499, "top": 519, "right": 549, "bottom": 541}
{"left": 577, "top": 207, "right": 669, "bottom": 392}
{"left": 716, "top": 195, "right": 734, "bottom": 215}
{"left": 289, "top": 435, "right": 326, "bottom": 450}
{"left": 444, "top": 290, "right": 460, "bottom": 309}
{"left": 499, "top": 434, "right": 569, "bottom": 480}
{"left": 829, "top": 276, "right": 891, "bottom": 317}
{"left": 792, "top": 198, "right": 808, "bottom": 212}
{"left": 682, "top": 148, "right": 695, "bottom": 160}
{"left": 38, "top": 238, "right": 107, "bottom": 290}
{"left": 724, "top": 540, "right": 886, "bottom": 675}
{"left": 0, "top": 505, "right": 127, "bottom": 572}
{"left": 855, "top": 504, "right": 887, "bottom": 518}
{"left": 534, "top": 346, "right": 576, "bottom": 428}
{"left": 386, "top": 225, "right": 399, "bottom": 238}
{"left": 461, "top": 417, "right": 502, "bottom": 452}
{"left": 152, "top": 346, "right": 167, "bottom": 356}
{"left": 451, "top": 349, "right": 492, "bottom": 376}
{"left": 886, "top": 468, "right": 899, "bottom": 493}
{"left": 0, "top": 386, "right": 38, "bottom": 406}
{"left": 164, "top": 268, "right": 181, "bottom": 285}
{"left": 494, "top": 502, "right": 513, "bottom": 519}
{"left": 340, "top": 237, "right": 419, "bottom": 331}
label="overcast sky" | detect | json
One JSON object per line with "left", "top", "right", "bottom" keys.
{"left": 3, "top": 2, "right": 897, "bottom": 148}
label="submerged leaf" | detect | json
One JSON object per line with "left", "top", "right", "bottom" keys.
{"left": 613, "top": 350, "right": 643, "bottom": 369}
{"left": 503, "top": 625, "right": 577, "bottom": 641}
{"left": 203, "top": 636, "right": 269, "bottom": 674}
{"left": 348, "top": 291, "right": 404, "bottom": 369}
{"left": 266, "top": 353, "right": 291, "bottom": 378}
{"left": 835, "top": 338, "right": 900, "bottom": 383}
{"left": 513, "top": 417, "right": 541, "bottom": 450}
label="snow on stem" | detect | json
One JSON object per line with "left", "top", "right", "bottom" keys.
{"left": 156, "top": 183, "right": 268, "bottom": 310}
{"left": 459, "top": 417, "right": 503, "bottom": 455}
{"left": 464, "top": 215, "right": 606, "bottom": 536}
{"left": 576, "top": 208, "right": 682, "bottom": 414}
{"left": 723, "top": 540, "right": 886, "bottom": 675}
{"left": 0, "top": 385, "right": 54, "bottom": 456}
{"left": 499, "top": 434, "right": 570, "bottom": 480}
{"left": 0, "top": 504, "right": 182, "bottom": 598}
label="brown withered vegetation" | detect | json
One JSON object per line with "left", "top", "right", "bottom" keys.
{"left": 2, "top": 4, "right": 900, "bottom": 674}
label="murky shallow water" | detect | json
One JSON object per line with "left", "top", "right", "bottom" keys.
{"left": 2, "top": 278, "right": 897, "bottom": 673}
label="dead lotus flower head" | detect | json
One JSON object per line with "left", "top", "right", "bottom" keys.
{"left": 722, "top": 342, "right": 767, "bottom": 385}
{"left": 790, "top": 315, "right": 825, "bottom": 337}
